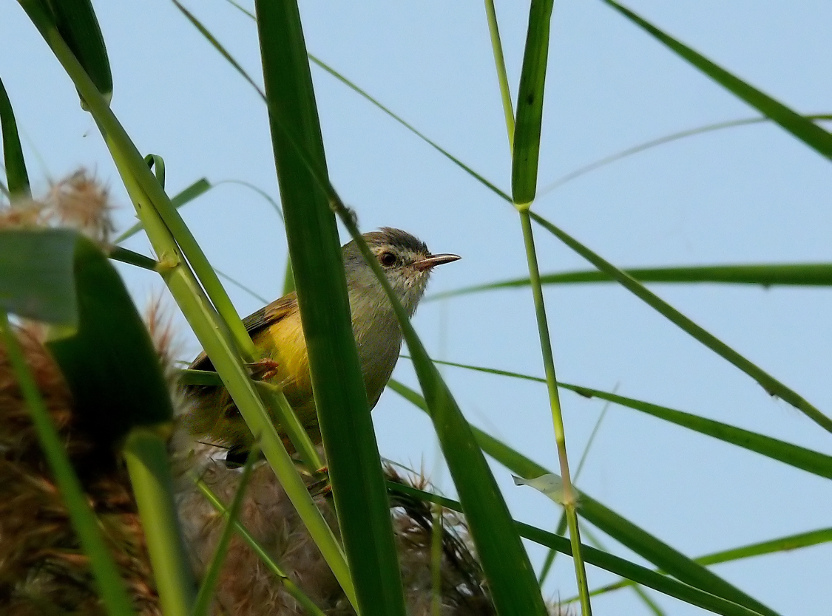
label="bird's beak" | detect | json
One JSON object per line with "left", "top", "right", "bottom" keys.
{"left": 413, "top": 253, "right": 461, "bottom": 271}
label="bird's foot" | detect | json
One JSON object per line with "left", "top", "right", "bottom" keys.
{"left": 246, "top": 358, "right": 280, "bottom": 381}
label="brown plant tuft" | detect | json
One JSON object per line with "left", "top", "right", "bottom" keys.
{"left": 0, "top": 326, "right": 160, "bottom": 615}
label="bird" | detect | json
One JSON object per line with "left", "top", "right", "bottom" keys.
{"left": 182, "top": 228, "right": 459, "bottom": 459}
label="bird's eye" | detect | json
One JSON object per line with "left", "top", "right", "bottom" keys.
{"left": 379, "top": 251, "right": 397, "bottom": 267}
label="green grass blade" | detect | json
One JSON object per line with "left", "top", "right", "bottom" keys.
{"left": 562, "top": 385, "right": 832, "bottom": 480}
{"left": 337, "top": 219, "right": 548, "bottom": 615}
{"left": 192, "top": 445, "right": 258, "bottom": 616}
{"left": 580, "top": 526, "right": 666, "bottom": 616}
{"left": 0, "top": 76, "right": 29, "bottom": 197}
{"left": 256, "top": 1, "right": 405, "bottom": 612}
{"left": 697, "top": 527, "right": 832, "bottom": 567}
{"left": 109, "top": 246, "right": 159, "bottom": 271}
{"left": 38, "top": 0, "right": 112, "bottom": 104}
{"left": 115, "top": 177, "right": 211, "bottom": 243}
{"left": 511, "top": 0, "right": 555, "bottom": 204}
{"left": 582, "top": 527, "right": 832, "bottom": 601}
{"left": 387, "top": 380, "right": 778, "bottom": 616}
{"left": 541, "top": 114, "right": 832, "bottom": 193}
{"left": 46, "top": 236, "right": 174, "bottom": 439}
{"left": 415, "top": 357, "right": 832, "bottom": 479}
{"left": 530, "top": 211, "right": 832, "bottom": 433}
{"left": 431, "top": 263, "right": 832, "bottom": 301}
{"left": 518, "top": 211, "right": 591, "bottom": 613}
{"left": 194, "top": 476, "right": 328, "bottom": 616}
{"left": 602, "top": 0, "right": 832, "bottom": 160}
{"left": 173, "top": 1, "right": 266, "bottom": 100}
{"left": 0, "top": 313, "right": 136, "bottom": 616}
{"left": 484, "top": 0, "right": 515, "bottom": 147}
{"left": 390, "top": 483, "right": 764, "bottom": 616}
{"left": 124, "top": 429, "right": 196, "bottom": 616}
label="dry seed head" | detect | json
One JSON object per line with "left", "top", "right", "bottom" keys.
{"left": 46, "top": 169, "right": 114, "bottom": 243}
{"left": 1, "top": 169, "right": 115, "bottom": 246}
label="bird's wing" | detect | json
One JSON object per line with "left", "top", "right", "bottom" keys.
{"left": 188, "top": 292, "right": 298, "bottom": 371}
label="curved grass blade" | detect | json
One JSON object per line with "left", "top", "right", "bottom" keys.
{"left": 602, "top": 0, "right": 832, "bottom": 161}
{"left": 45, "top": 236, "right": 174, "bottom": 438}
{"left": 541, "top": 114, "right": 832, "bottom": 194}
{"left": 511, "top": 0, "right": 555, "bottom": 205}
{"left": 0, "top": 313, "right": 137, "bottom": 616}
{"left": 387, "top": 380, "right": 778, "bottom": 616}
{"left": 586, "top": 526, "right": 832, "bottom": 601}
{"left": 116, "top": 177, "right": 211, "bottom": 242}
{"left": 430, "top": 263, "right": 832, "bottom": 300}
{"left": 484, "top": 0, "right": 515, "bottom": 146}
{"left": 0, "top": 76, "right": 29, "bottom": 197}
{"left": 192, "top": 445, "right": 259, "bottom": 616}
{"left": 39, "top": 0, "right": 113, "bottom": 104}
{"left": 530, "top": 211, "right": 832, "bottom": 434}
{"left": 411, "top": 358, "right": 832, "bottom": 479}
{"left": 578, "top": 526, "right": 666, "bottom": 615}
{"left": 173, "top": 0, "right": 266, "bottom": 101}
{"left": 390, "top": 483, "right": 764, "bottom": 616}
{"left": 563, "top": 385, "right": 832, "bottom": 480}
{"left": 193, "top": 474, "right": 328, "bottom": 616}
{"left": 256, "top": 1, "right": 405, "bottom": 612}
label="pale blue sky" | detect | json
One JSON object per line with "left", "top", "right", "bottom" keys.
{"left": 3, "top": 2, "right": 831, "bottom": 613}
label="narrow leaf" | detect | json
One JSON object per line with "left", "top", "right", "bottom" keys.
{"left": 390, "top": 483, "right": 764, "bottom": 616}
{"left": 388, "top": 380, "right": 778, "bottom": 616}
{"left": 431, "top": 263, "right": 832, "bottom": 300}
{"left": 0, "top": 76, "right": 29, "bottom": 196}
{"left": 40, "top": 0, "right": 113, "bottom": 103}
{"left": 603, "top": 0, "right": 832, "bottom": 160}
{"left": 530, "top": 211, "right": 832, "bottom": 433}
{"left": 256, "top": 1, "right": 403, "bottom": 612}
{"left": 512, "top": 0, "right": 556, "bottom": 204}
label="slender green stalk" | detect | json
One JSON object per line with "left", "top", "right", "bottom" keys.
{"left": 483, "top": 0, "right": 514, "bottom": 148}
{"left": 256, "top": 382, "right": 324, "bottom": 470}
{"left": 389, "top": 484, "right": 764, "bottom": 616}
{"left": 539, "top": 392, "right": 613, "bottom": 585}
{"left": 123, "top": 428, "right": 196, "bottom": 616}
{"left": 192, "top": 445, "right": 258, "bottom": 616}
{"left": 571, "top": 526, "right": 832, "bottom": 603}
{"left": 0, "top": 313, "right": 136, "bottom": 616}
{"left": 194, "top": 477, "right": 328, "bottom": 616}
{"left": 518, "top": 212, "right": 592, "bottom": 614}
{"left": 529, "top": 211, "right": 832, "bottom": 433}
